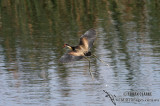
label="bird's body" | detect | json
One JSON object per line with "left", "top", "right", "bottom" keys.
{"left": 59, "top": 29, "right": 110, "bottom": 80}
{"left": 59, "top": 29, "right": 96, "bottom": 63}
{"left": 68, "top": 38, "right": 90, "bottom": 56}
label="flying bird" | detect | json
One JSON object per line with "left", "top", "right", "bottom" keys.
{"left": 59, "top": 29, "right": 96, "bottom": 79}
{"left": 59, "top": 29, "right": 96, "bottom": 62}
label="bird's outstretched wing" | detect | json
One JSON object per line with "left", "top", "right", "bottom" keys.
{"left": 79, "top": 29, "right": 96, "bottom": 50}
{"left": 59, "top": 51, "right": 83, "bottom": 63}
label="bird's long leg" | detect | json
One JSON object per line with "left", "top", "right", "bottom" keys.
{"left": 84, "top": 56, "right": 94, "bottom": 80}
{"left": 92, "top": 54, "right": 110, "bottom": 67}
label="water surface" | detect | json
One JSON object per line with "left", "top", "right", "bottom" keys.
{"left": 0, "top": 0, "right": 160, "bottom": 106}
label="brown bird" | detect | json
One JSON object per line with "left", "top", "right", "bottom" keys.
{"left": 59, "top": 29, "right": 96, "bottom": 79}
{"left": 59, "top": 29, "right": 96, "bottom": 63}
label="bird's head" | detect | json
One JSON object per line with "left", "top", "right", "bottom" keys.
{"left": 63, "top": 44, "right": 72, "bottom": 50}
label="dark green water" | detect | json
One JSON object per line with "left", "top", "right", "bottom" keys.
{"left": 0, "top": 0, "right": 160, "bottom": 106}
